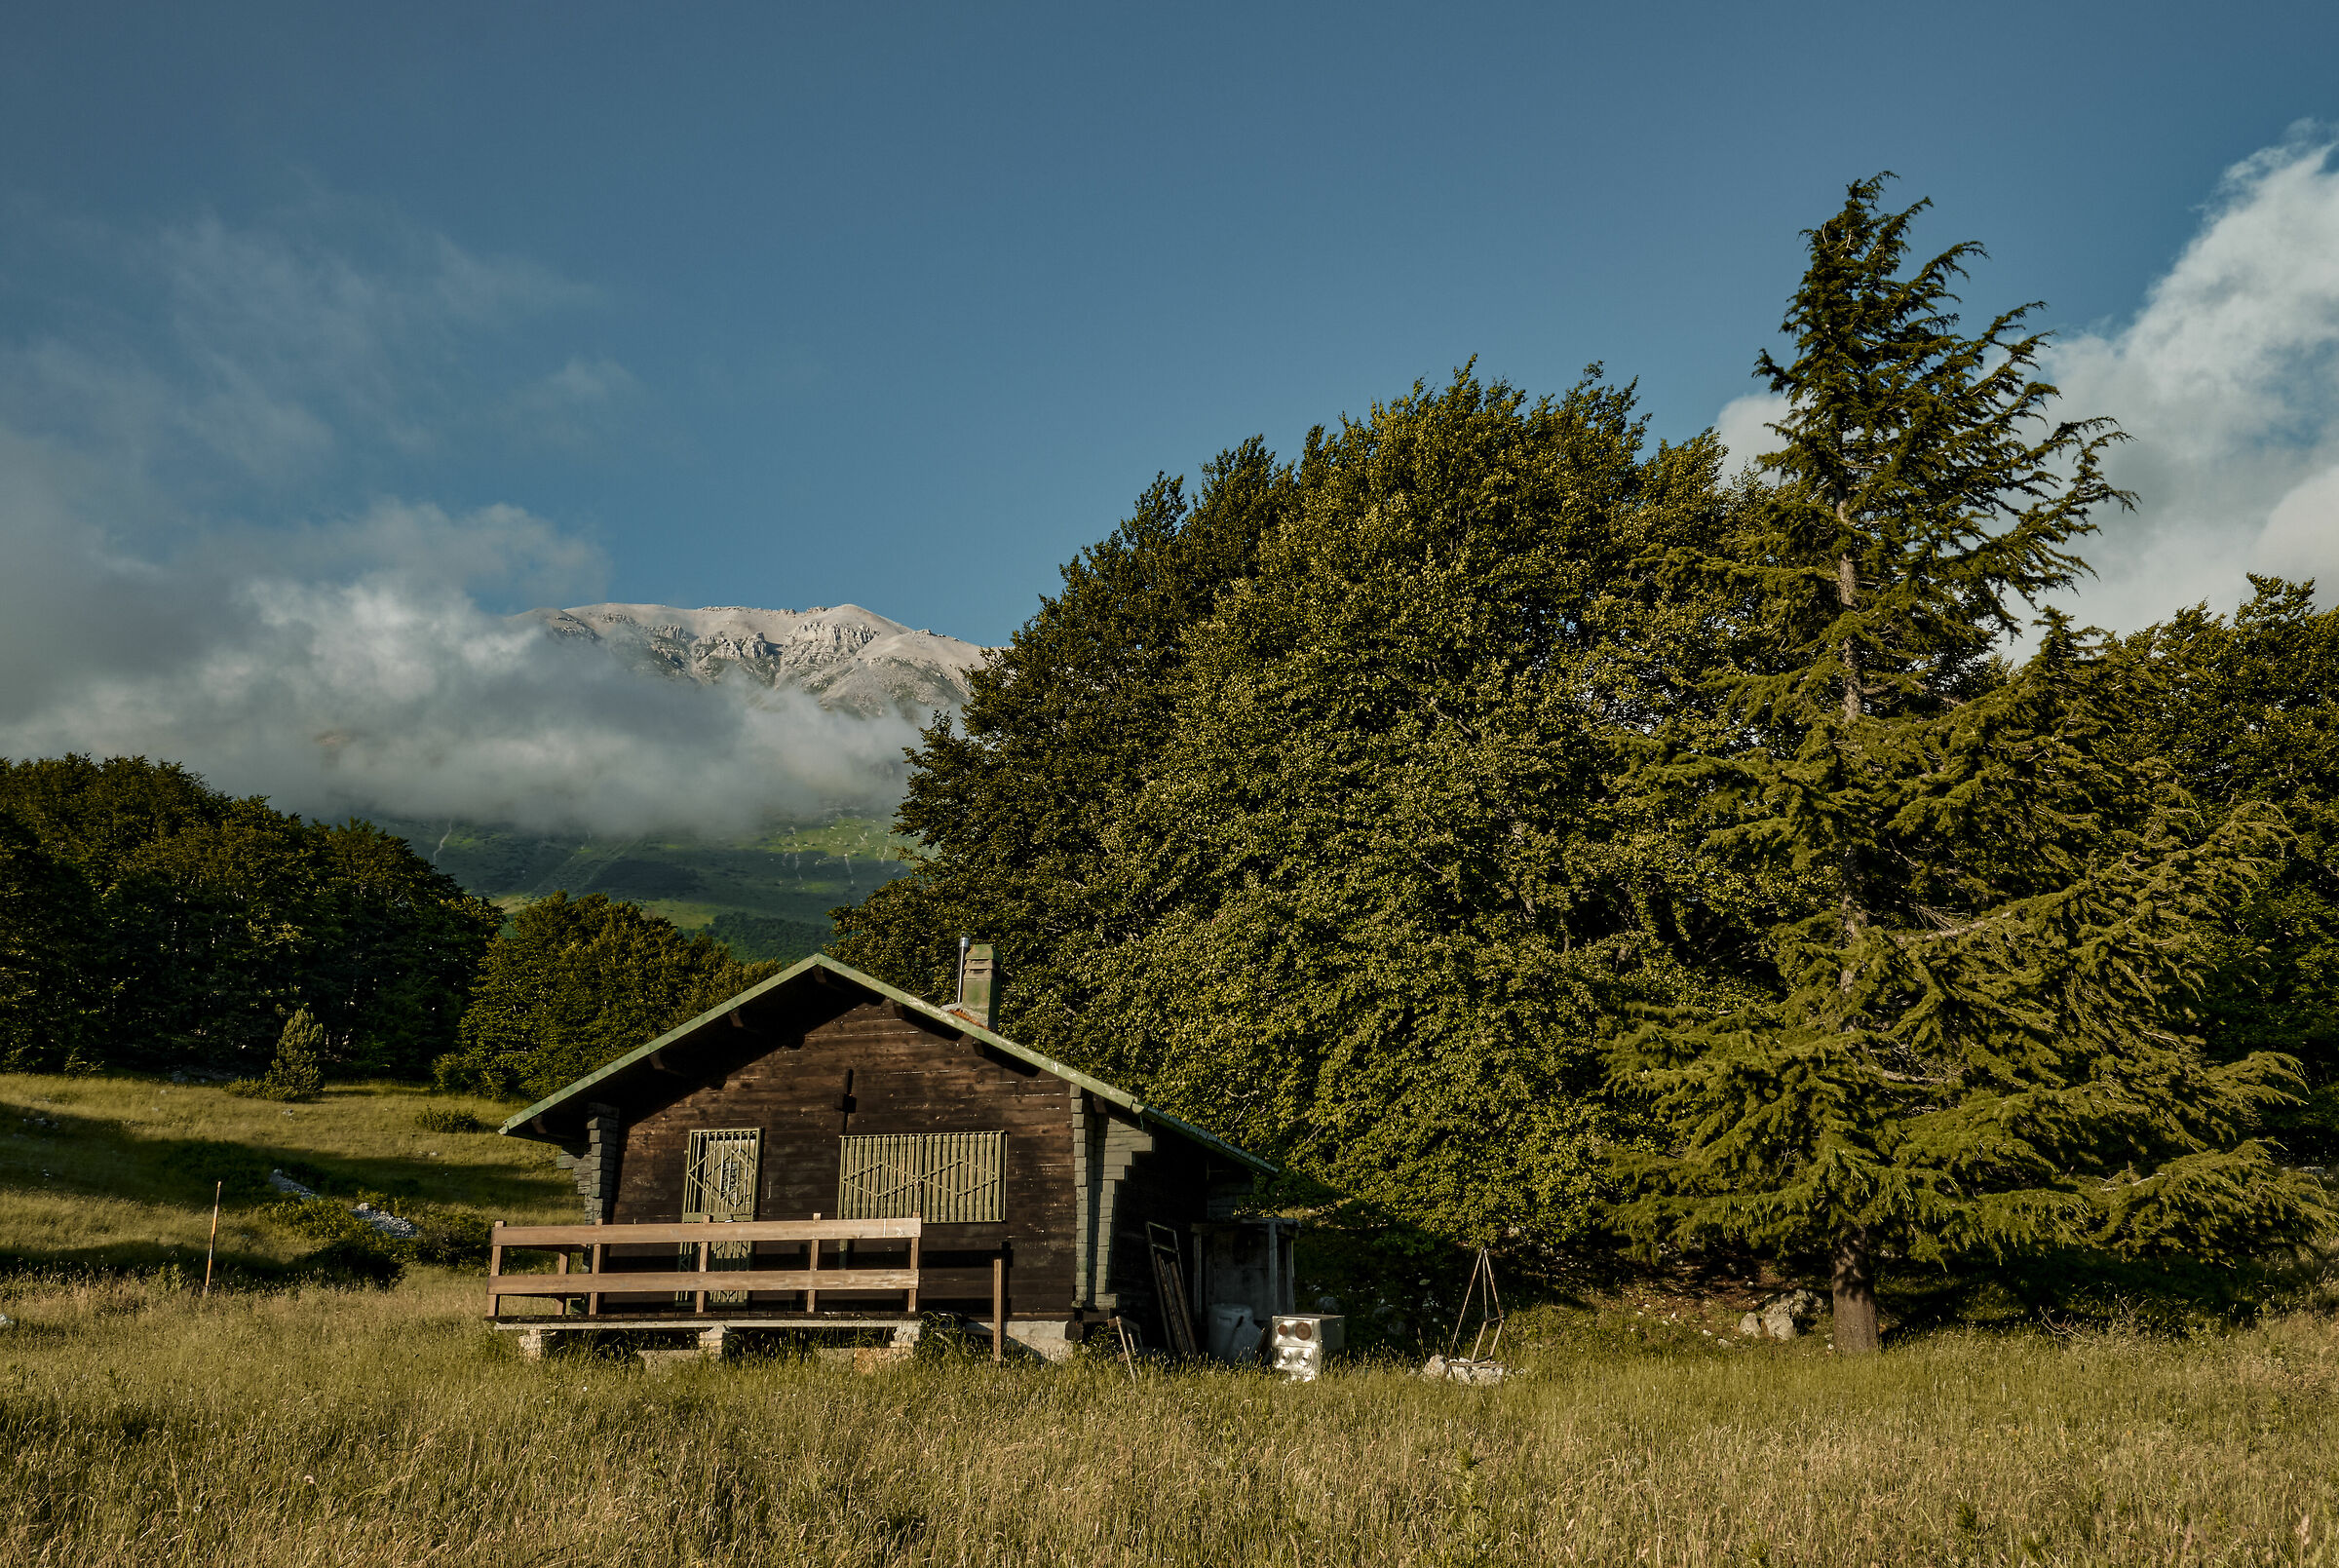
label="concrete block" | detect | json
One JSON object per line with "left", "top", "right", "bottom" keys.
{"left": 636, "top": 1348, "right": 705, "bottom": 1373}
{"left": 1006, "top": 1319, "right": 1079, "bottom": 1363}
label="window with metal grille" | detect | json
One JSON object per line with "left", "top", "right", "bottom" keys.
{"left": 682, "top": 1128, "right": 761, "bottom": 1221}
{"left": 680, "top": 1128, "right": 760, "bottom": 1306}
{"left": 837, "top": 1131, "right": 1004, "bottom": 1222}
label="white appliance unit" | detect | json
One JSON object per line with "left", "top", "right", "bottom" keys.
{"left": 1268, "top": 1314, "right": 1344, "bottom": 1381}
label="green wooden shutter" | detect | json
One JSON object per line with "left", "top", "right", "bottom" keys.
{"left": 838, "top": 1133, "right": 924, "bottom": 1219}
{"left": 681, "top": 1128, "right": 760, "bottom": 1307}
{"left": 924, "top": 1131, "right": 1003, "bottom": 1222}
{"left": 836, "top": 1131, "right": 1004, "bottom": 1221}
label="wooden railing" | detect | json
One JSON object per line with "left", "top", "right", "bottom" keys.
{"left": 488, "top": 1218, "right": 924, "bottom": 1317}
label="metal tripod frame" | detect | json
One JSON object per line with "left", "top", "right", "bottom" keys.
{"left": 1443, "top": 1245, "right": 1507, "bottom": 1364}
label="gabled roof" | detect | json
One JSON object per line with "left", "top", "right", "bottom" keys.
{"left": 497, "top": 951, "right": 1275, "bottom": 1174}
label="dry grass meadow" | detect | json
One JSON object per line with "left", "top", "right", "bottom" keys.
{"left": 3, "top": 1267, "right": 2337, "bottom": 1567}
{"left": 6, "top": 1073, "right": 2339, "bottom": 1565}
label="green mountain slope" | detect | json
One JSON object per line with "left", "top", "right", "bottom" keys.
{"left": 376, "top": 815, "right": 916, "bottom": 961}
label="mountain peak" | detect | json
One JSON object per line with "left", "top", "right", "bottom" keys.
{"left": 517, "top": 601, "right": 990, "bottom": 717}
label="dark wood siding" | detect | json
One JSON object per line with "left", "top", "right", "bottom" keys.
{"left": 606, "top": 996, "right": 1076, "bottom": 1317}
{"left": 1100, "top": 1114, "right": 1216, "bottom": 1345}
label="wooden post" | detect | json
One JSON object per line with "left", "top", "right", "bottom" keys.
{"left": 556, "top": 1247, "right": 571, "bottom": 1318}
{"left": 488, "top": 1222, "right": 504, "bottom": 1318}
{"left": 991, "top": 1255, "right": 1004, "bottom": 1362}
{"left": 1111, "top": 1315, "right": 1138, "bottom": 1381}
{"left": 906, "top": 1229, "right": 920, "bottom": 1315}
{"left": 201, "top": 1180, "right": 221, "bottom": 1299}
{"left": 805, "top": 1231, "right": 820, "bottom": 1315}
{"left": 694, "top": 1238, "right": 709, "bottom": 1316}
{"left": 588, "top": 1241, "right": 604, "bottom": 1319}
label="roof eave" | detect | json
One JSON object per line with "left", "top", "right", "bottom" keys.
{"left": 494, "top": 952, "right": 1276, "bottom": 1175}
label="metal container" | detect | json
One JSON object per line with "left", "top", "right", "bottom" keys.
{"left": 1268, "top": 1314, "right": 1344, "bottom": 1381}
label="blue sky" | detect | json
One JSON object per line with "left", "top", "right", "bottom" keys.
{"left": 4, "top": 2, "right": 2336, "bottom": 827}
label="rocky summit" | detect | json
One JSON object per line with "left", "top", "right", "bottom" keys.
{"left": 517, "top": 602, "right": 989, "bottom": 719}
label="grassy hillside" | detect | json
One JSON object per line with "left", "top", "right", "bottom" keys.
{"left": 375, "top": 813, "right": 916, "bottom": 943}
{"left": 0, "top": 1073, "right": 573, "bottom": 1278}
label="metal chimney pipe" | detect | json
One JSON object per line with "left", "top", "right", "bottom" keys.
{"left": 957, "top": 934, "right": 971, "bottom": 1007}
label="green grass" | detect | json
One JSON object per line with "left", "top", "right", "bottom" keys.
{"left": 2, "top": 1271, "right": 2337, "bottom": 1565}
{"left": 0, "top": 1074, "right": 573, "bottom": 1277}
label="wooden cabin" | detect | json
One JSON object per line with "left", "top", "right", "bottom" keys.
{"left": 488, "top": 950, "right": 1285, "bottom": 1361}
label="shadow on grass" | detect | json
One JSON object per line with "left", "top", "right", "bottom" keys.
{"left": 0, "top": 1091, "right": 567, "bottom": 1281}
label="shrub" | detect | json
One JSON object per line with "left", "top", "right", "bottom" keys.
{"left": 265, "top": 1008, "right": 325, "bottom": 1098}
{"left": 414, "top": 1105, "right": 490, "bottom": 1135}
{"left": 405, "top": 1205, "right": 493, "bottom": 1268}
{"left": 225, "top": 1009, "right": 327, "bottom": 1101}
{"left": 163, "top": 1142, "right": 326, "bottom": 1200}
{"left": 260, "top": 1194, "right": 493, "bottom": 1272}
{"left": 296, "top": 1237, "right": 404, "bottom": 1289}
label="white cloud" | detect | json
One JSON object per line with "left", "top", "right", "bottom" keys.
{"left": 501, "top": 355, "right": 643, "bottom": 449}
{"left": 0, "top": 465, "right": 919, "bottom": 833}
{"left": 1707, "top": 130, "right": 2339, "bottom": 631}
{"left": 0, "top": 200, "right": 611, "bottom": 498}
{"left": 0, "top": 204, "right": 922, "bottom": 836}
{"left": 2044, "top": 128, "right": 2339, "bottom": 629}
{"left": 1713, "top": 392, "right": 1788, "bottom": 472}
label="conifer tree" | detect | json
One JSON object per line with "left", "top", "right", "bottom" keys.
{"left": 263, "top": 1006, "right": 326, "bottom": 1100}
{"left": 1615, "top": 179, "right": 2329, "bottom": 1350}
{"left": 2119, "top": 579, "right": 2339, "bottom": 1162}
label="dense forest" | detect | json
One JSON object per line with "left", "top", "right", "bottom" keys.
{"left": 836, "top": 180, "right": 2339, "bottom": 1329}
{"left": 0, "top": 758, "right": 775, "bottom": 1092}
{"left": 0, "top": 754, "right": 498, "bottom": 1079}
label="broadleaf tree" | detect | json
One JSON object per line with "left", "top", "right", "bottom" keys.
{"left": 845, "top": 370, "right": 1785, "bottom": 1250}
{"left": 0, "top": 755, "right": 498, "bottom": 1076}
{"left": 0, "top": 808, "right": 97, "bottom": 1071}
{"left": 1612, "top": 178, "right": 2330, "bottom": 1351}
{"left": 834, "top": 440, "right": 1293, "bottom": 1043}
{"left": 441, "top": 892, "right": 779, "bottom": 1101}
{"left": 2119, "top": 578, "right": 2339, "bottom": 1162}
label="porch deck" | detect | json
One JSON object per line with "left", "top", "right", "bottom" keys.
{"left": 487, "top": 1216, "right": 1009, "bottom": 1358}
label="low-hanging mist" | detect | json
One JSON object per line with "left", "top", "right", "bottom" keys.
{"left": 0, "top": 203, "right": 978, "bottom": 840}
{"left": 0, "top": 474, "right": 950, "bottom": 837}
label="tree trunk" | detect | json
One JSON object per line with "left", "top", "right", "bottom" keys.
{"left": 1831, "top": 1226, "right": 1882, "bottom": 1355}
{"left": 1837, "top": 545, "right": 1862, "bottom": 724}
{"left": 1837, "top": 540, "right": 1868, "bottom": 975}
{"left": 1826, "top": 526, "right": 1884, "bottom": 1352}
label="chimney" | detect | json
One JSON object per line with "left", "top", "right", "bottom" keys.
{"left": 955, "top": 938, "right": 997, "bottom": 1030}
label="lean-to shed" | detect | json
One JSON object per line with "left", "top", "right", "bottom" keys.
{"left": 493, "top": 950, "right": 1285, "bottom": 1360}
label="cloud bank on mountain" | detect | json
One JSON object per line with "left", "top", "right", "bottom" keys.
{"left": 0, "top": 202, "right": 944, "bottom": 837}
{"left": 1714, "top": 129, "right": 2339, "bottom": 634}
{"left": 0, "top": 461, "right": 939, "bottom": 834}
